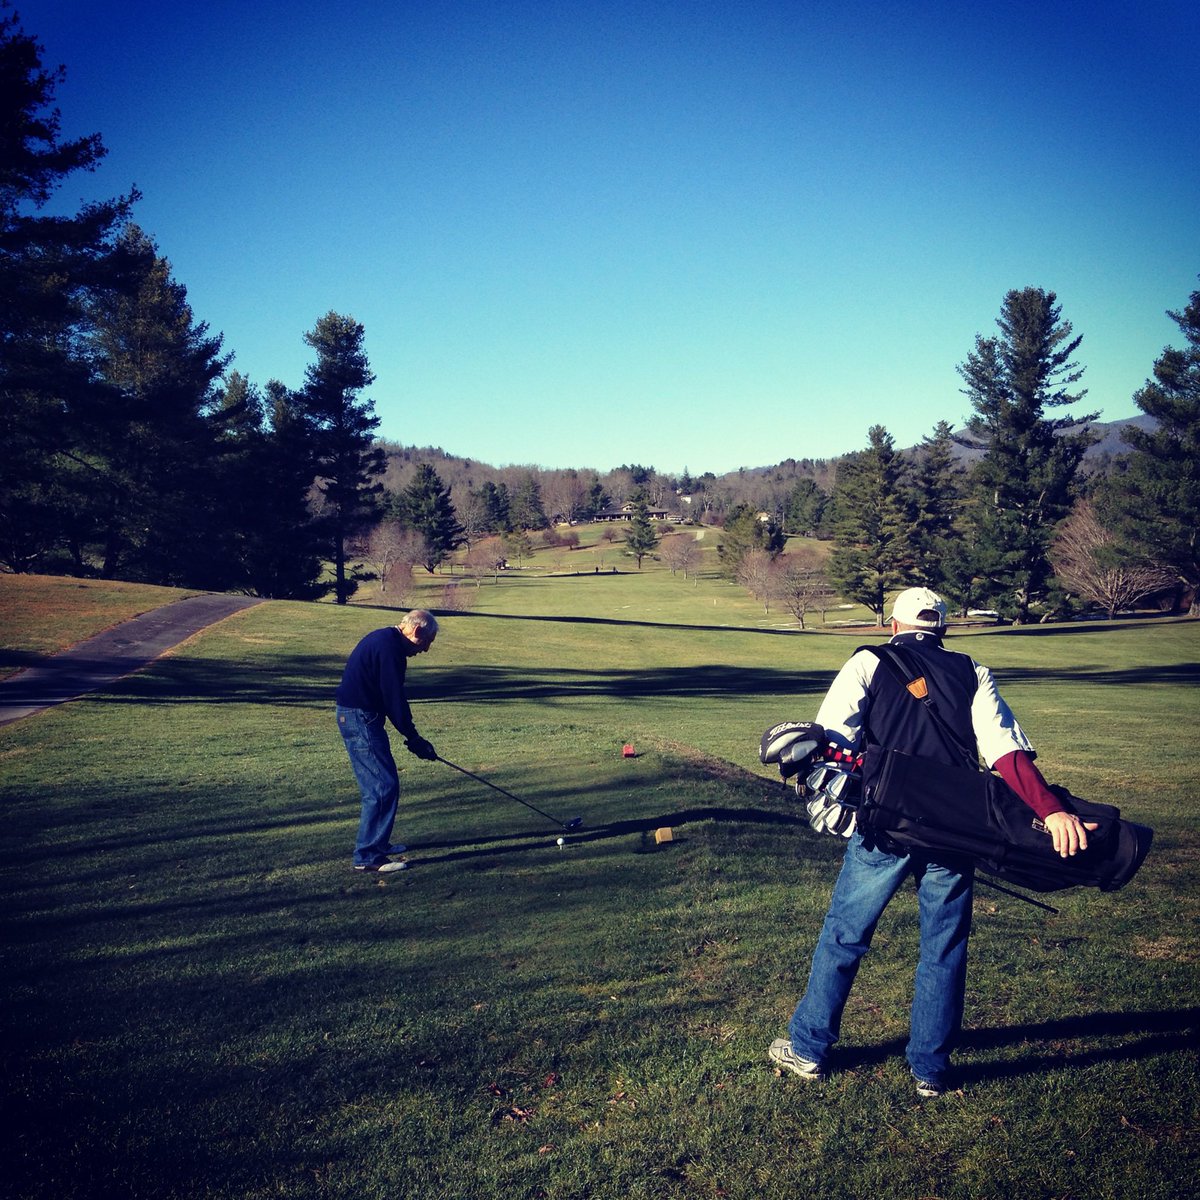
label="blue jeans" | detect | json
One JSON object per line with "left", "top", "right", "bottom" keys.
{"left": 787, "top": 832, "right": 974, "bottom": 1085}
{"left": 337, "top": 705, "right": 400, "bottom": 866}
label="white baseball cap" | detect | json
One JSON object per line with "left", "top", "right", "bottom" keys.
{"left": 890, "top": 587, "right": 948, "bottom": 629}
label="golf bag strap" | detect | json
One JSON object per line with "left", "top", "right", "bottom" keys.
{"left": 855, "top": 643, "right": 980, "bottom": 772}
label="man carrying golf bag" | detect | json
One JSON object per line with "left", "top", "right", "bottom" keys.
{"left": 768, "top": 587, "right": 1095, "bottom": 1097}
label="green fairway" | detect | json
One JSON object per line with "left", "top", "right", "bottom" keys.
{"left": 1, "top": 569, "right": 1197, "bottom": 1199}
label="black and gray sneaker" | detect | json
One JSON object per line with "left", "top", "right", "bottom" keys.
{"left": 354, "top": 860, "right": 408, "bottom": 873}
{"left": 913, "top": 1075, "right": 944, "bottom": 1098}
{"left": 768, "top": 1037, "right": 826, "bottom": 1081}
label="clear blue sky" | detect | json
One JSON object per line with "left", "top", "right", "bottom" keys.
{"left": 26, "top": 0, "right": 1200, "bottom": 473}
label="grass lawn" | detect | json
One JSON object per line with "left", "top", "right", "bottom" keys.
{"left": 1, "top": 564, "right": 1197, "bottom": 1199}
{"left": 0, "top": 573, "right": 201, "bottom": 680}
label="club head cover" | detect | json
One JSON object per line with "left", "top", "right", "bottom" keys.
{"left": 760, "top": 721, "right": 826, "bottom": 768}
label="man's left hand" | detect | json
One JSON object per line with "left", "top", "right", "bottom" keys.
{"left": 1044, "top": 811, "right": 1099, "bottom": 857}
{"left": 406, "top": 735, "right": 437, "bottom": 761}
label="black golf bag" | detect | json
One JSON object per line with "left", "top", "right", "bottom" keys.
{"left": 853, "top": 644, "right": 1153, "bottom": 894}
{"left": 857, "top": 747, "right": 1153, "bottom": 893}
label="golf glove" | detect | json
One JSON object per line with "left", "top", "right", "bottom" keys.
{"left": 406, "top": 734, "right": 437, "bottom": 761}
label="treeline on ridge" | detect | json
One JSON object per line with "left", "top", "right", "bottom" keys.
{"left": 2, "top": 9, "right": 1197, "bottom": 623}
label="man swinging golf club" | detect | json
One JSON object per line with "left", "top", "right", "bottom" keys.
{"left": 769, "top": 587, "right": 1095, "bottom": 1097}
{"left": 336, "top": 610, "right": 439, "bottom": 873}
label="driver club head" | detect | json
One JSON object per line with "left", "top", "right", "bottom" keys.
{"left": 563, "top": 816, "right": 583, "bottom": 831}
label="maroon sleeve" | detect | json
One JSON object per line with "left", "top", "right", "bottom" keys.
{"left": 994, "top": 749, "right": 1065, "bottom": 820}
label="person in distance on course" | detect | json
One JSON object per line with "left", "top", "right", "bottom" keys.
{"left": 335, "top": 609, "right": 439, "bottom": 873}
{"left": 769, "top": 587, "right": 1095, "bottom": 1097}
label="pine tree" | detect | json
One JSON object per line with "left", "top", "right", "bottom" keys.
{"left": 295, "top": 312, "right": 385, "bottom": 604}
{"left": 957, "top": 287, "right": 1097, "bottom": 622}
{"left": 827, "top": 425, "right": 916, "bottom": 624}
{"left": 1095, "top": 280, "right": 1200, "bottom": 614}
{"left": 910, "top": 420, "right": 967, "bottom": 603}
{"left": 508, "top": 472, "right": 549, "bottom": 530}
{"left": 398, "top": 463, "right": 464, "bottom": 571}
{"left": 717, "top": 503, "right": 785, "bottom": 579}
{"left": 234, "top": 381, "right": 330, "bottom": 599}
{"left": 0, "top": 7, "right": 138, "bottom": 571}
{"left": 623, "top": 491, "right": 660, "bottom": 568}
{"left": 84, "top": 225, "right": 229, "bottom": 584}
{"left": 783, "top": 477, "right": 827, "bottom": 536}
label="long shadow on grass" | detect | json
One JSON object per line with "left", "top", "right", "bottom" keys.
{"left": 402, "top": 804, "right": 809, "bottom": 866}
{"left": 53, "top": 654, "right": 836, "bottom": 708}
{"left": 836, "top": 1007, "right": 1200, "bottom": 1082}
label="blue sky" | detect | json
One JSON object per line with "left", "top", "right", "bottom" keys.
{"left": 26, "top": 0, "right": 1200, "bottom": 473}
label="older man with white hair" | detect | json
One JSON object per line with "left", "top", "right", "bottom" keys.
{"left": 336, "top": 610, "right": 440, "bottom": 873}
{"left": 769, "top": 587, "right": 1092, "bottom": 1096}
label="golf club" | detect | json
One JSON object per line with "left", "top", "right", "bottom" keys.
{"left": 436, "top": 755, "right": 583, "bottom": 832}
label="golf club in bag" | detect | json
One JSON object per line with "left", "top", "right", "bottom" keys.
{"left": 437, "top": 755, "right": 583, "bottom": 833}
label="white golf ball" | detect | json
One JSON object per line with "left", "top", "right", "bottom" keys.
{"left": 556, "top": 837, "right": 565, "bottom": 846}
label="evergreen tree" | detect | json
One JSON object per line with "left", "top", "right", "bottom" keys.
{"left": 578, "top": 478, "right": 610, "bottom": 522}
{"left": 827, "top": 425, "right": 916, "bottom": 624}
{"left": 84, "top": 225, "right": 229, "bottom": 584}
{"left": 508, "top": 472, "right": 549, "bottom": 530}
{"left": 397, "top": 463, "right": 464, "bottom": 571}
{"left": 0, "top": 7, "right": 138, "bottom": 571}
{"left": 909, "top": 420, "right": 967, "bottom": 601}
{"left": 716, "top": 503, "right": 785, "bottom": 579}
{"left": 783, "top": 477, "right": 827, "bottom": 536}
{"left": 236, "top": 381, "right": 329, "bottom": 599}
{"left": 623, "top": 490, "right": 660, "bottom": 568}
{"left": 1095, "top": 281, "right": 1200, "bottom": 615}
{"left": 471, "top": 480, "right": 511, "bottom": 533}
{"left": 957, "top": 287, "right": 1097, "bottom": 622}
{"left": 295, "top": 312, "right": 385, "bottom": 604}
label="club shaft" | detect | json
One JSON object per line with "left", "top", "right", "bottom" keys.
{"left": 438, "top": 757, "right": 572, "bottom": 829}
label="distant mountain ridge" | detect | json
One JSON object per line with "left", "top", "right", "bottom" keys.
{"left": 945, "top": 413, "right": 1156, "bottom": 467}
{"left": 374, "top": 414, "right": 1155, "bottom": 515}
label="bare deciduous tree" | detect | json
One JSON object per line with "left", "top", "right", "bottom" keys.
{"left": 463, "top": 536, "right": 508, "bottom": 585}
{"left": 660, "top": 533, "right": 702, "bottom": 578}
{"left": 1050, "top": 501, "right": 1173, "bottom": 619}
{"left": 362, "top": 525, "right": 428, "bottom": 603}
{"left": 775, "top": 547, "right": 838, "bottom": 629}
{"left": 736, "top": 548, "right": 777, "bottom": 613}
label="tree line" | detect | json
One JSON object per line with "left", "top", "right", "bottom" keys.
{"left": 714, "top": 283, "right": 1199, "bottom": 624}
{"left": 2, "top": 9, "right": 1197, "bottom": 618}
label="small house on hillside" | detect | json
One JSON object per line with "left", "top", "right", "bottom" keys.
{"left": 595, "top": 503, "right": 670, "bottom": 522}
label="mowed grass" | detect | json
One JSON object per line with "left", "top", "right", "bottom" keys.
{"left": 0, "top": 573, "right": 201, "bottom": 679}
{"left": 1, "top": 566, "right": 1198, "bottom": 1200}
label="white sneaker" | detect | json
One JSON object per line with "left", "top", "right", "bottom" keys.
{"left": 768, "top": 1037, "right": 826, "bottom": 1081}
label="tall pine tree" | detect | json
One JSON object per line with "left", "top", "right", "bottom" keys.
{"left": 1095, "top": 280, "right": 1200, "bottom": 614}
{"left": 828, "top": 425, "right": 916, "bottom": 624}
{"left": 295, "top": 313, "right": 385, "bottom": 605}
{"left": 85, "top": 225, "right": 229, "bottom": 584}
{"left": 623, "top": 490, "right": 660, "bottom": 568}
{"left": 909, "top": 420, "right": 967, "bottom": 606}
{"left": 397, "top": 463, "right": 464, "bottom": 571}
{"left": 0, "top": 7, "right": 139, "bottom": 571}
{"left": 957, "top": 287, "right": 1097, "bottom": 622}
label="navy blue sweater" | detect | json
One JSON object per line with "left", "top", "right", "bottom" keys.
{"left": 335, "top": 627, "right": 417, "bottom": 736}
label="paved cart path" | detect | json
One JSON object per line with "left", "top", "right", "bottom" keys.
{"left": 0, "top": 593, "right": 263, "bottom": 727}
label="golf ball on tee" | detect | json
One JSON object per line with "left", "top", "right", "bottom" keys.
{"left": 556, "top": 837, "right": 565, "bottom": 846}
